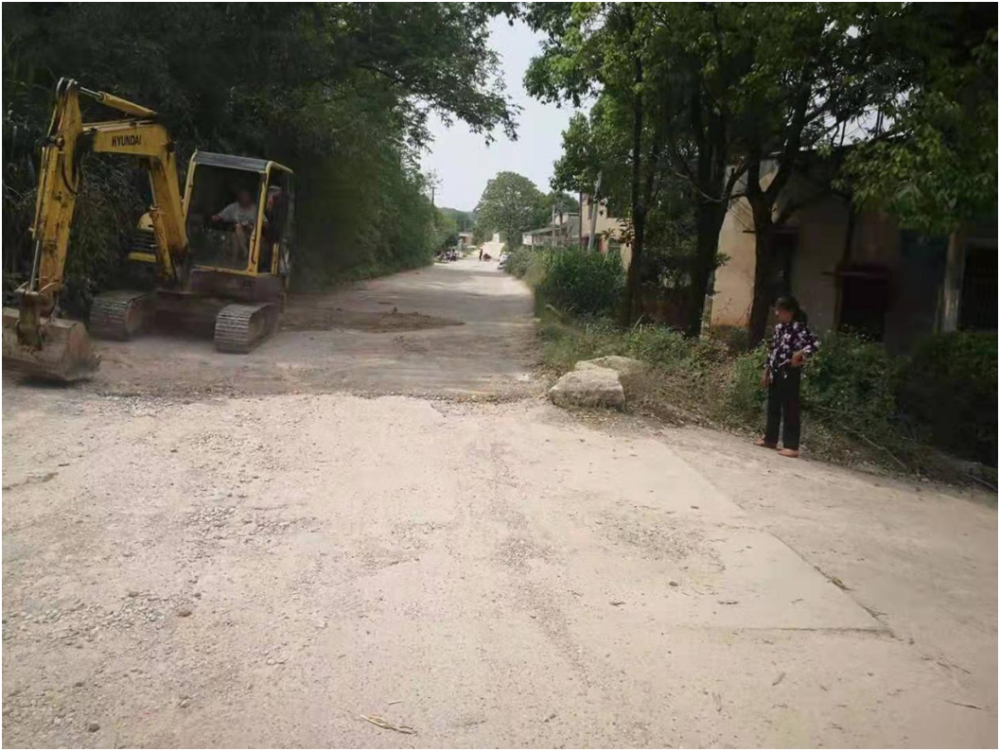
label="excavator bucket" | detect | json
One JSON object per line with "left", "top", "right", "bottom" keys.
{"left": 2, "top": 307, "right": 100, "bottom": 382}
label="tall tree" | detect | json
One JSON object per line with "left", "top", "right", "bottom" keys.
{"left": 723, "top": 4, "right": 901, "bottom": 344}
{"left": 644, "top": 4, "right": 753, "bottom": 335}
{"left": 553, "top": 106, "right": 702, "bottom": 298}
{"left": 474, "top": 172, "right": 545, "bottom": 249}
{"left": 531, "top": 3, "right": 968, "bottom": 345}
{"left": 527, "top": 3, "right": 669, "bottom": 325}
{"left": 528, "top": 3, "right": 749, "bottom": 331}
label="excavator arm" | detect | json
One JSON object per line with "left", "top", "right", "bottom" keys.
{"left": 4, "top": 78, "right": 188, "bottom": 380}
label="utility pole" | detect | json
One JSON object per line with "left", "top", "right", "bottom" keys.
{"left": 426, "top": 170, "right": 441, "bottom": 208}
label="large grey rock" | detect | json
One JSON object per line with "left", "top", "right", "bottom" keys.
{"left": 549, "top": 367, "right": 625, "bottom": 410}
{"left": 575, "top": 355, "right": 647, "bottom": 377}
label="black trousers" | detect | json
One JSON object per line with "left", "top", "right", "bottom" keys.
{"left": 764, "top": 366, "right": 801, "bottom": 450}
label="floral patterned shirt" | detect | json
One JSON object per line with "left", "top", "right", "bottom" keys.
{"left": 767, "top": 321, "right": 819, "bottom": 371}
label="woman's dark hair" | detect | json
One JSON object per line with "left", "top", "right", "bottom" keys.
{"left": 775, "top": 295, "right": 808, "bottom": 323}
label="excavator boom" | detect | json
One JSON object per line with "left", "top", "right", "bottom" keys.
{"left": 3, "top": 78, "right": 188, "bottom": 381}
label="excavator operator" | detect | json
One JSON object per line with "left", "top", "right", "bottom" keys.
{"left": 212, "top": 188, "right": 263, "bottom": 260}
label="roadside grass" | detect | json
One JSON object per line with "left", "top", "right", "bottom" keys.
{"left": 534, "top": 301, "right": 997, "bottom": 490}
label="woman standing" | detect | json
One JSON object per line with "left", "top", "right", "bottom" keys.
{"left": 755, "top": 296, "right": 819, "bottom": 458}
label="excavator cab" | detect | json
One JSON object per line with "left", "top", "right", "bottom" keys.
{"left": 128, "top": 152, "right": 295, "bottom": 308}
{"left": 103, "top": 151, "right": 295, "bottom": 354}
{"left": 2, "top": 79, "right": 295, "bottom": 382}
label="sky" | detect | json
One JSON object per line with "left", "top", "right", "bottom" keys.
{"left": 419, "top": 17, "right": 583, "bottom": 212}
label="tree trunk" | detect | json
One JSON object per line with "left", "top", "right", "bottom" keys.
{"left": 748, "top": 203, "right": 775, "bottom": 347}
{"left": 622, "top": 55, "right": 645, "bottom": 327}
{"left": 940, "top": 229, "right": 966, "bottom": 332}
{"left": 624, "top": 210, "right": 645, "bottom": 324}
{"left": 685, "top": 199, "right": 726, "bottom": 336}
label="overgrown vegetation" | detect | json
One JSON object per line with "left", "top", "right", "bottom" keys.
{"left": 507, "top": 246, "right": 625, "bottom": 319}
{"left": 2, "top": 4, "right": 517, "bottom": 299}
{"left": 897, "top": 333, "right": 997, "bottom": 466}
{"left": 509, "top": 249, "right": 997, "bottom": 482}
{"left": 535, "top": 249, "right": 624, "bottom": 319}
{"left": 503, "top": 247, "right": 535, "bottom": 280}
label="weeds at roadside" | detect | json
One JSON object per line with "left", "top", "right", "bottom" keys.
{"left": 535, "top": 308, "right": 997, "bottom": 489}
{"left": 507, "top": 243, "right": 996, "bottom": 486}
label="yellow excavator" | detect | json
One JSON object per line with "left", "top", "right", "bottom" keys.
{"left": 2, "top": 78, "right": 295, "bottom": 381}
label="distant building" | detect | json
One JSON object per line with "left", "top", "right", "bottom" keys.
{"left": 457, "top": 231, "right": 474, "bottom": 251}
{"left": 522, "top": 207, "right": 580, "bottom": 247}
{"left": 580, "top": 195, "right": 631, "bottom": 266}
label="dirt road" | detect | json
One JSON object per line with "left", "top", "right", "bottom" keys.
{"left": 3, "top": 258, "right": 996, "bottom": 747}
{"left": 82, "top": 258, "right": 539, "bottom": 399}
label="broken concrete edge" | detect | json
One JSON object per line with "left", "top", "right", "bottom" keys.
{"left": 575, "top": 355, "right": 647, "bottom": 377}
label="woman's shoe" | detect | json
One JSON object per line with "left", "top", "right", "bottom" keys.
{"left": 778, "top": 448, "right": 799, "bottom": 458}
{"left": 754, "top": 438, "right": 777, "bottom": 449}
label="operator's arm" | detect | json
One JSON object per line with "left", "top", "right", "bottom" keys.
{"left": 213, "top": 203, "right": 237, "bottom": 223}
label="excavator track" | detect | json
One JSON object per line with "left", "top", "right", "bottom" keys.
{"left": 214, "top": 302, "right": 279, "bottom": 354}
{"left": 89, "top": 290, "right": 156, "bottom": 341}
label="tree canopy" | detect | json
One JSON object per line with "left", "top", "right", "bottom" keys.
{"left": 843, "top": 4, "right": 998, "bottom": 234}
{"left": 474, "top": 172, "right": 545, "bottom": 248}
{"left": 527, "top": 3, "right": 691, "bottom": 324}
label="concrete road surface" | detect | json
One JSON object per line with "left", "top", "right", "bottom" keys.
{"left": 2, "top": 258, "right": 996, "bottom": 747}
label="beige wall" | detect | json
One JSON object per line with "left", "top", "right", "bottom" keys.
{"left": 581, "top": 195, "right": 633, "bottom": 267}
{"left": 787, "top": 195, "right": 849, "bottom": 334}
{"left": 710, "top": 168, "right": 902, "bottom": 335}
{"left": 710, "top": 198, "right": 757, "bottom": 328}
{"left": 581, "top": 196, "right": 626, "bottom": 239}
{"left": 618, "top": 242, "right": 633, "bottom": 270}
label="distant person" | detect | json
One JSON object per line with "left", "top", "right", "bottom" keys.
{"left": 213, "top": 188, "right": 263, "bottom": 260}
{"left": 478, "top": 247, "right": 483, "bottom": 261}
{"left": 755, "top": 295, "right": 819, "bottom": 458}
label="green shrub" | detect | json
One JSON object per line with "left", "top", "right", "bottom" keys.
{"left": 716, "top": 332, "right": 904, "bottom": 443}
{"left": 621, "top": 326, "right": 689, "bottom": 366}
{"left": 539, "top": 316, "right": 620, "bottom": 372}
{"left": 503, "top": 247, "right": 534, "bottom": 279}
{"left": 725, "top": 345, "right": 768, "bottom": 426}
{"left": 705, "top": 325, "right": 751, "bottom": 355}
{"left": 535, "top": 249, "right": 624, "bottom": 318}
{"left": 619, "top": 325, "right": 725, "bottom": 372}
{"left": 800, "top": 332, "right": 899, "bottom": 436}
{"left": 522, "top": 250, "right": 551, "bottom": 289}
{"left": 897, "top": 332, "right": 997, "bottom": 465}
